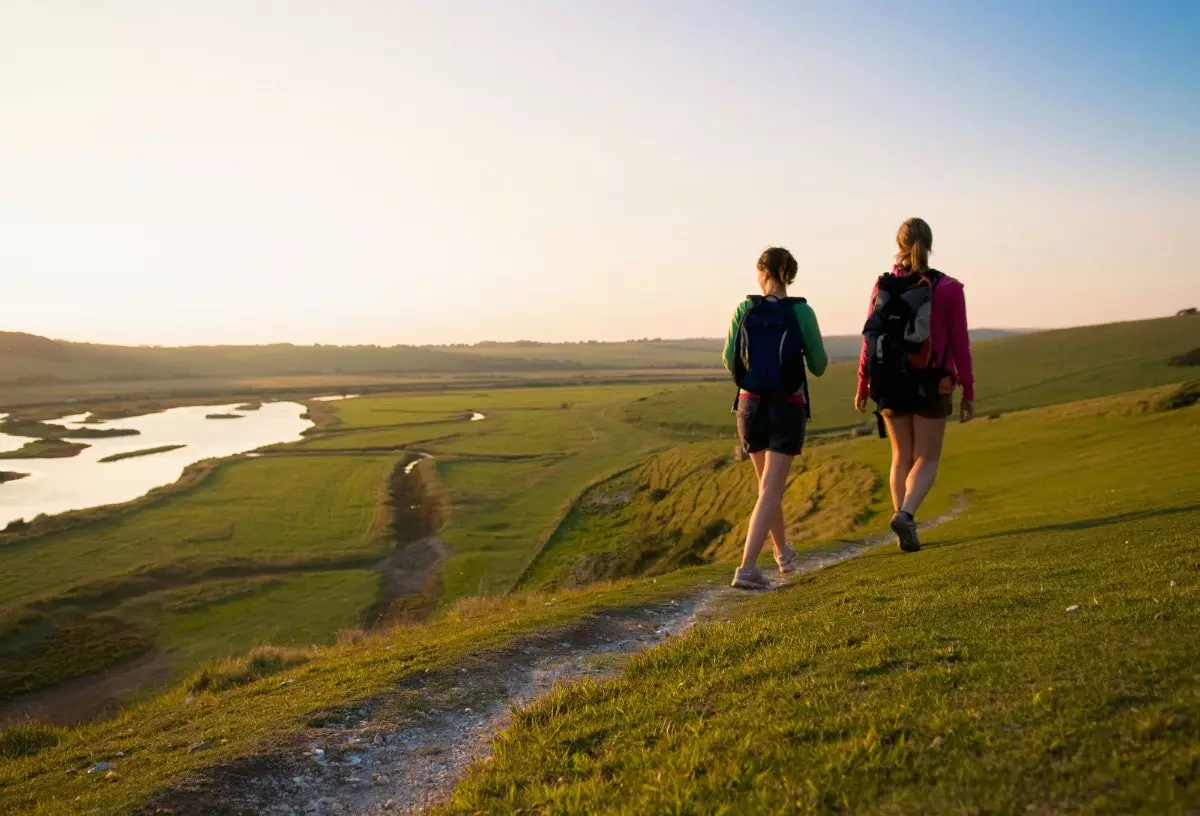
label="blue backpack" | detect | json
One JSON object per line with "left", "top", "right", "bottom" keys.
{"left": 731, "top": 296, "right": 810, "bottom": 409}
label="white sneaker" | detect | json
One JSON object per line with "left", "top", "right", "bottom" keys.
{"left": 731, "top": 567, "right": 771, "bottom": 590}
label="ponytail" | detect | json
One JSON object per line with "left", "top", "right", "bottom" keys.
{"left": 896, "top": 217, "right": 933, "bottom": 272}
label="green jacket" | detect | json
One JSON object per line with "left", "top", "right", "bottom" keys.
{"left": 721, "top": 297, "right": 828, "bottom": 378}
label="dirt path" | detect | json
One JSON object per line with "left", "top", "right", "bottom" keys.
{"left": 0, "top": 650, "right": 174, "bottom": 727}
{"left": 143, "top": 496, "right": 968, "bottom": 816}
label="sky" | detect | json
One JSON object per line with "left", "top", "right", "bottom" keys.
{"left": 1, "top": 0, "right": 1197, "bottom": 346}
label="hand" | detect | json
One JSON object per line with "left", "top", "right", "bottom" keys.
{"left": 960, "top": 399, "right": 975, "bottom": 423}
{"left": 855, "top": 395, "right": 869, "bottom": 414}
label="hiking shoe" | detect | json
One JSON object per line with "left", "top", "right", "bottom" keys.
{"left": 775, "top": 545, "right": 799, "bottom": 574}
{"left": 891, "top": 512, "right": 921, "bottom": 553}
{"left": 731, "top": 567, "right": 772, "bottom": 590}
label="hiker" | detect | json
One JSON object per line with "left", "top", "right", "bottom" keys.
{"left": 723, "top": 247, "right": 828, "bottom": 590}
{"left": 856, "top": 217, "right": 975, "bottom": 552}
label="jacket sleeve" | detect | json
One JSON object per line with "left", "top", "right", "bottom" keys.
{"left": 855, "top": 284, "right": 879, "bottom": 399}
{"left": 721, "top": 301, "right": 749, "bottom": 372}
{"left": 795, "top": 302, "right": 827, "bottom": 377}
{"left": 947, "top": 284, "right": 975, "bottom": 402}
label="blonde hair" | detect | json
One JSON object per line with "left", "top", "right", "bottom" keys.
{"left": 896, "top": 217, "right": 933, "bottom": 272}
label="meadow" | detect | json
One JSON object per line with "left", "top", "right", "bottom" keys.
{"left": 445, "top": 389, "right": 1200, "bottom": 814}
{"left": 0, "top": 381, "right": 1194, "bottom": 813}
{"left": 0, "top": 316, "right": 1196, "bottom": 812}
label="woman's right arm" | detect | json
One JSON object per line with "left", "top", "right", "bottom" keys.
{"left": 855, "top": 283, "right": 879, "bottom": 405}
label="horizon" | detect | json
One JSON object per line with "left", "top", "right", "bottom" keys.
{"left": 2, "top": 1, "right": 1197, "bottom": 346}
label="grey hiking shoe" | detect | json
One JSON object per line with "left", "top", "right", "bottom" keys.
{"left": 731, "top": 567, "right": 772, "bottom": 590}
{"left": 775, "top": 545, "right": 799, "bottom": 574}
{"left": 891, "top": 512, "right": 921, "bottom": 552}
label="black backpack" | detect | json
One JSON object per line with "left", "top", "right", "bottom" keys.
{"left": 731, "top": 296, "right": 810, "bottom": 412}
{"left": 862, "top": 270, "right": 945, "bottom": 431}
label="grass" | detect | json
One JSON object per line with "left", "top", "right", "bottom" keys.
{"left": 441, "top": 391, "right": 1200, "bottom": 814}
{"left": 431, "top": 402, "right": 666, "bottom": 603}
{"left": 1, "top": 388, "right": 1196, "bottom": 813}
{"left": 0, "top": 570, "right": 706, "bottom": 815}
{"left": 311, "top": 384, "right": 676, "bottom": 605}
{"left": 0, "top": 439, "right": 89, "bottom": 459}
{"left": 518, "top": 443, "right": 877, "bottom": 590}
{"left": 0, "top": 723, "right": 63, "bottom": 760}
{"left": 97, "top": 444, "right": 187, "bottom": 463}
{"left": 0, "top": 454, "right": 398, "bottom": 700}
{"left": 0, "top": 614, "right": 155, "bottom": 704}
{"left": 626, "top": 315, "right": 1200, "bottom": 439}
{"left": 149, "top": 570, "right": 383, "bottom": 670}
{"left": 0, "top": 316, "right": 1192, "bottom": 750}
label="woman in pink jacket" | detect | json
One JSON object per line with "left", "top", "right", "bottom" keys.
{"left": 855, "top": 218, "right": 975, "bottom": 552}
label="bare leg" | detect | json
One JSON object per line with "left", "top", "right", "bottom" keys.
{"left": 900, "top": 415, "right": 948, "bottom": 515}
{"left": 749, "top": 451, "right": 789, "bottom": 558}
{"left": 883, "top": 413, "right": 916, "bottom": 512}
{"left": 739, "top": 452, "right": 795, "bottom": 570}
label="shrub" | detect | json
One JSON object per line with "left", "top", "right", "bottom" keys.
{"left": 0, "top": 723, "right": 62, "bottom": 760}
{"left": 189, "top": 645, "right": 310, "bottom": 693}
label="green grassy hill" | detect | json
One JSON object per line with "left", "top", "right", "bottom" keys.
{"left": 1, "top": 386, "right": 1196, "bottom": 814}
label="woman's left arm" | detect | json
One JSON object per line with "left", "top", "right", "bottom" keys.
{"left": 796, "top": 302, "right": 828, "bottom": 377}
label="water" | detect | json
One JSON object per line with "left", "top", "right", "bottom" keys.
{"left": 0, "top": 414, "right": 39, "bottom": 455}
{"left": 0, "top": 402, "right": 312, "bottom": 526}
{"left": 404, "top": 453, "right": 434, "bottom": 475}
{"left": 312, "top": 394, "right": 361, "bottom": 402}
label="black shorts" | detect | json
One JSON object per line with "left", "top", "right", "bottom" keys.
{"left": 882, "top": 394, "right": 954, "bottom": 420}
{"left": 736, "top": 396, "right": 807, "bottom": 456}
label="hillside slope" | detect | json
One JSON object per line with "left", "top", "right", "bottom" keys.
{"left": 1, "top": 389, "right": 1196, "bottom": 813}
{"left": 624, "top": 315, "right": 1199, "bottom": 439}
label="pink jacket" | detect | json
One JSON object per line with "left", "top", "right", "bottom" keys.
{"left": 856, "top": 268, "right": 975, "bottom": 403}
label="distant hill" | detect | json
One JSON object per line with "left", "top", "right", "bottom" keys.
{"left": 0, "top": 326, "right": 1055, "bottom": 391}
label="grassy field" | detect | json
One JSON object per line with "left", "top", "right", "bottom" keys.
{"left": 282, "top": 385, "right": 678, "bottom": 604}
{"left": 0, "top": 317, "right": 1193, "bottom": 742}
{"left": 443, "top": 388, "right": 1200, "bottom": 814}
{"left": 0, "top": 386, "right": 1195, "bottom": 812}
{"left": 626, "top": 315, "right": 1199, "bottom": 439}
{"left": 0, "top": 454, "right": 397, "bottom": 704}
{"left": 0, "top": 570, "right": 706, "bottom": 815}
{"left": 0, "top": 384, "right": 679, "bottom": 710}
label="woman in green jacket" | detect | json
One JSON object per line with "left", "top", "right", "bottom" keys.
{"left": 722, "top": 247, "right": 828, "bottom": 590}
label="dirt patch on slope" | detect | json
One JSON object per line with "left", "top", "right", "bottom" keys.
{"left": 0, "top": 650, "right": 173, "bottom": 727}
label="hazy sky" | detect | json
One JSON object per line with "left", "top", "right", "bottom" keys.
{"left": 2, "top": 1, "right": 1197, "bottom": 346}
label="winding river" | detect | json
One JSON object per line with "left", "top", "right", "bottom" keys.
{"left": 0, "top": 403, "right": 311, "bottom": 527}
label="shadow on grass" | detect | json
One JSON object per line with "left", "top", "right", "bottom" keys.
{"left": 932, "top": 503, "right": 1200, "bottom": 548}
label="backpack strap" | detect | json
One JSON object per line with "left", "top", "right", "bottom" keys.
{"left": 747, "top": 295, "right": 764, "bottom": 306}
